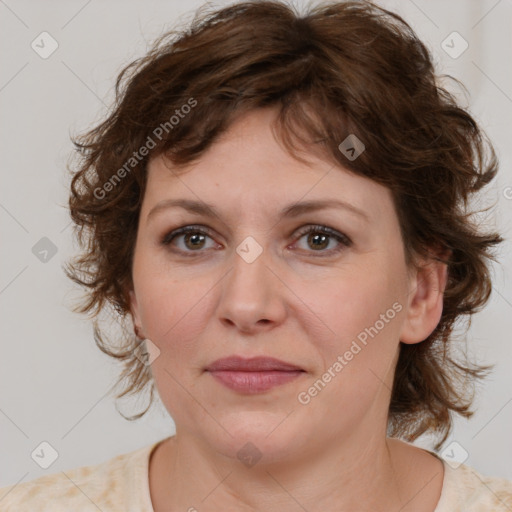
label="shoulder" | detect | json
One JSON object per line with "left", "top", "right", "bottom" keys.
{"left": 390, "top": 439, "right": 512, "bottom": 511}
{"left": 0, "top": 441, "right": 160, "bottom": 512}
{"left": 437, "top": 460, "right": 512, "bottom": 511}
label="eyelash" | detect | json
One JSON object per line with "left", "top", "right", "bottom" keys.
{"left": 160, "top": 224, "right": 352, "bottom": 257}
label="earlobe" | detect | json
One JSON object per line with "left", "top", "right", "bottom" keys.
{"left": 399, "top": 255, "right": 449, "bottom": 345}
{"left": 128, "top": 289, "right": 143, "bottom": 338}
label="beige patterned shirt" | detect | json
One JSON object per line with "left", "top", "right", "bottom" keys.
{"left": 1, "top": 439, "right": 511, "bottom": 511}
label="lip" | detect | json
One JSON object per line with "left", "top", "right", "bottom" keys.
{"left": 205, "top": 356, "right": 305, "bottom": 394}
{"left": 206, "top": 356, "right": 303, "bottom": 372}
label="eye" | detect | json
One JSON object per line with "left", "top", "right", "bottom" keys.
{"left": 161, "top": 224, "right": 352, "bottom": 257}
{"left": 292, "top": 225, "right": 352, "bottom": 255}
{"left": 161, "top": 225, "right": 219, "bottom": 255}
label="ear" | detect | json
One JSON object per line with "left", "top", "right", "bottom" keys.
{"left": 128, "top": 289, "right": 144, "bottom": 339}
{"left": 399, "top": 249, "right": 450, "bottom": 345}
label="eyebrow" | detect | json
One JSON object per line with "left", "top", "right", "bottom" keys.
{"left": 147, "top": 198, "right": 369, "bottom": 223}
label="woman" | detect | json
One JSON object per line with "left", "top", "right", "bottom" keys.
{"left": 1, "top": 0, "right": 511, "bottom": 510}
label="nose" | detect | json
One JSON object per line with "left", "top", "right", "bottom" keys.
{"left": 216, "top": 242, "right": 287, "bottom": 334}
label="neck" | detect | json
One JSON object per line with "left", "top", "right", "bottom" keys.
{"left": 149, "top": 428, "right": 432, "bottom": 512}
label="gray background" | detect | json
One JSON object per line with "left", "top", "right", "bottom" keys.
{"left": 1, "top": 0, "right": 511, "bottom": 489}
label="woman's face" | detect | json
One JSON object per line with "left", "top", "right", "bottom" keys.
{"left": 129, "top": 107, "right": 442, "bottom": 462}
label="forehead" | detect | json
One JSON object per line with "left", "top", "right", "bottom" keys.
{"left": 142, "top": 108, "right": 395, "bottom": 224}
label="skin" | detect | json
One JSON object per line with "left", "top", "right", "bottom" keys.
{"left": 129, "top": 107, "right": 448, "bottom": 512}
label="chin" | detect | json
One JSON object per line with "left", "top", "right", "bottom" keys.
{"left": 201, "top": 412, "right": 310, "bottom": 467}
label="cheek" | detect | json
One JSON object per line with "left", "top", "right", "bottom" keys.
{"left": 292, "top": 264, "right": 405, "bottom": 398}
{"left": 132, "top": 239, "right": 214, "bottom": 350}
{"left": 296, "top": 265, "right": 401, "bottom": 342}
{"left": 136, "top": 276, "right": 212, "bottom": 345}
{"left": 293, "top": 274, "right": 404, "bottom": 419}
{"left": 133, "top": 271, "right": 219, "bottom": 423}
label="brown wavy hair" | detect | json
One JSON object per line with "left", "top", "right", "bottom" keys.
{"left": 65, "top": 0, "right": 504, "bottom": 450}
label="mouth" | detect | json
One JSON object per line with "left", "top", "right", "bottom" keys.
{"left": 205, "top": 356, "right": 305, "bottom": 394}
{"left": 206, "top": 355, "right": 304, "bottom": 372}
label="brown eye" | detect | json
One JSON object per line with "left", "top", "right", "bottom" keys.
{"left": 183, "top": 232, "right": 207, "bottom": 250}
{"left": 161, "top": 226, "right": 218, "bottom": 254}
{"left": 307, "top": 232, "right": 329, "bottom": 250}
{"left": 294, "top": 225, "right": 352, "bottom": 255}
{"left": 161, "top": 224, "right": 352, "bottom": 257}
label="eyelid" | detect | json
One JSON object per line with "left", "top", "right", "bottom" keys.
{"left": 293, "top": 224, "right": 352, "bottom": 245}
{"left": 160, "top": 224, "right": 217, "bottom": 246}
{"left": 290, "top": 224, "right": 352, "bottom": 256}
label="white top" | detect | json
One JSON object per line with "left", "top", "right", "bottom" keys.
{"left": 1, "top": 438, "right": 511, "bottom": 511}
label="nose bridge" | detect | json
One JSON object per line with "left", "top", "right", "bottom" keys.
{"left": 217, "top": 234, "right": 285, "bottom": 330}
{"left": 229, "top": 235, "right": 271, "bottom": 298}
